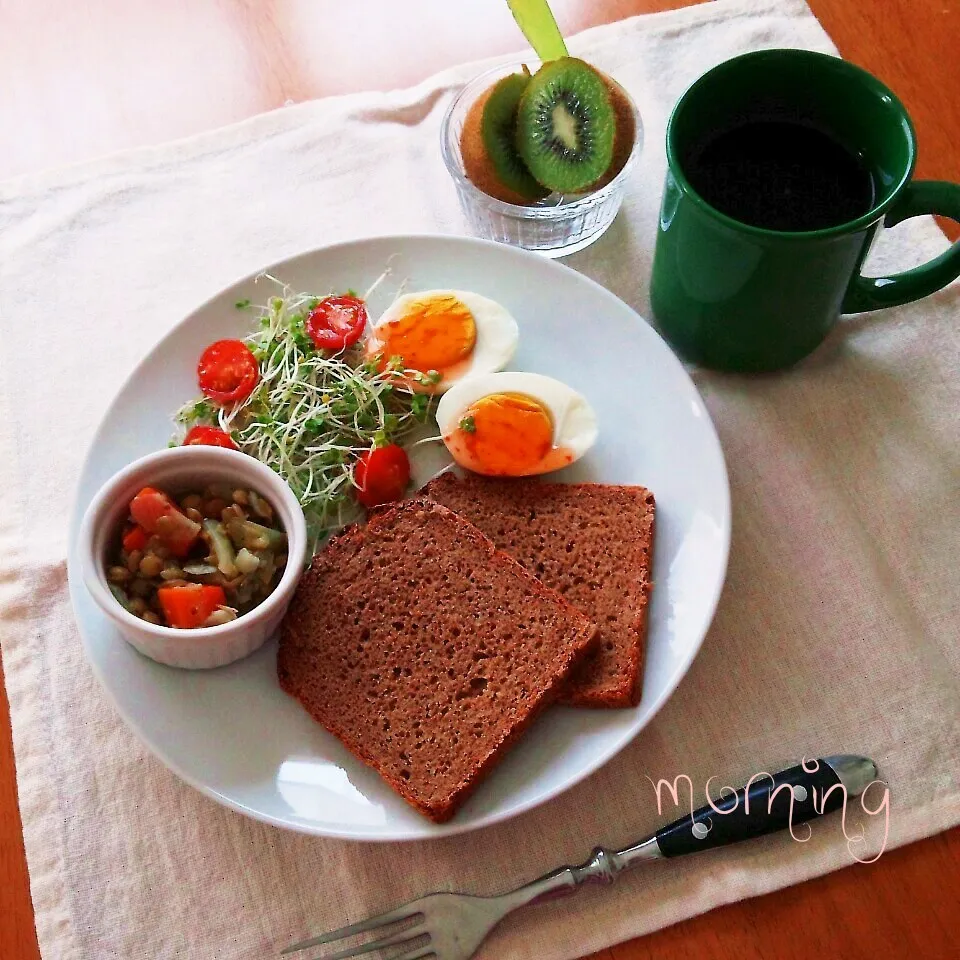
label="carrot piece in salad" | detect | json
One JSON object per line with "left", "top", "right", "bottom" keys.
{"left": 157, "top": 584, "right": 227, "bottom": 629}
{"left": 129, "top": 486, "right": 201, "bottom": 557}
{"left": 121, "top": 524, "right": 149, "bottom": 553}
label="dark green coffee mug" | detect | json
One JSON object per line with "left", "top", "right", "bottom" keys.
{"left": 650, "top": 49, "right": 960, "bottom": 372}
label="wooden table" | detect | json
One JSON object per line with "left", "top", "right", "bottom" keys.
{"left": 1, "top": 1, "right": 957, "bottom": 957}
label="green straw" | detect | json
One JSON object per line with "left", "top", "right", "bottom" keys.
{"left": 506, "top": 0, "right": 569, "bottom": 61}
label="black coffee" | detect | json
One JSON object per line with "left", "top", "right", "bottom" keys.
{"left": 684, "top": 119, "right": 875, "bottom": 232}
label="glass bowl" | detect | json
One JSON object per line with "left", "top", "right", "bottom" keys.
{"left": 440, "top": 59, "right": 643, "bottom": 258}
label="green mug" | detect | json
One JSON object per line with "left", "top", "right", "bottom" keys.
{"left": 649, "top": 49, "right": 960, "bottom": 372}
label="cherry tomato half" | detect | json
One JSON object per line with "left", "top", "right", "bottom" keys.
{"left": 354, "top": 444, "right": 411, "bottom": 509}
{"left": 197, "top": 339, "right": 259, "bottom": 405}
{"left": 183, "top": 425, "right": 239, "bottom": 450}
{"left": 305, "top": 295, "right": 368, "bottom": 352}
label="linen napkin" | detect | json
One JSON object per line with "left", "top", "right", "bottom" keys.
{"left": 1, "top": 1, "right": 958, "bottom": 958}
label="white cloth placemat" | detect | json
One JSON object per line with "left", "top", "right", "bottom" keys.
{"left": 1, "top": 1, "right": 958, "bottom": 957}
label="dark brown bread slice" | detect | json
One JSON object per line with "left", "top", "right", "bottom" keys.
{"left": 277, "top": 498, "right": 597, "bottom": 823}
{"left": 424, "top": 473, "right": 655, "bottom": 708}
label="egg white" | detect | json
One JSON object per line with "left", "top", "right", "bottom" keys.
{"left": 435, "top": 371, "right": 599, "bottom": 472}
{"left": 370, "top": 290, "right": 519, "bottom": 393}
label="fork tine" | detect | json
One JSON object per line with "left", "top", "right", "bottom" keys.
{"left": 282, "top": 907, "right": 422, "bottom": 955}
{"left": 307, "top": 930, "right": 427, "bottom": 960}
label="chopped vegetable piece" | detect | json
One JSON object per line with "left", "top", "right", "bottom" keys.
{"left": 109, "top": 584, "right": 132, "bottom": 611}
{"left": 129, "top": 487, "right": 201, "bottom": 557}
{"left": 354, "top": 444, "right": 411, "bottom": 509}
{"left": 203, "top": 607, "right": 239, "bottom": 627}
{"left": 225, "top": 518, "right": 287, "bottom": 553}
{"left": 157, "top": 584, "right": 227, "bottom": 629}
{"left": 246, "top": 490, "right": 273, "bottom": 520}
{"left": 197, "top": 339, "right": 259, "bottom": 406}
{"left": 235, "top": 548, "right": 260, "bottom": 574}
{"left": 305, "top": 295, "right": 368, "bottom": 352}
{"left": 122, "top": 525, "right": 149, "bottom": 553}
{"left": 183, "top": 425, "right": 239, "bottom": 450}
{"left": 202, "top": 518, "right": 238, "bottom": 577}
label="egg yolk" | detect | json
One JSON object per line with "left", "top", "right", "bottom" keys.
{"left": 370, "top": 295, "right": 477, "bottom": 382}
{"left": 452, "top": 392, "right": 555, "bottom": 476}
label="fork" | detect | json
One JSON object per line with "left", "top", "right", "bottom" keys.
{"left": 284, "top": 755, "right": 876, "bottom": 960}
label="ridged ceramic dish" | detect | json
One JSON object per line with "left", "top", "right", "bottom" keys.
{"left": 78, "top": 445, "right": 307, "bottom": 669}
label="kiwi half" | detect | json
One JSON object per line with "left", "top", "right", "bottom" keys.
{"left": 460, "top": 71, "right": 549, "bottom": 205}
{"left": 515, "top": 58, "right": 616, "bottom": 194}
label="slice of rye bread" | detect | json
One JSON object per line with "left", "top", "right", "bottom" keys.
{"left": 277, "top": 498, "right": 597, "bottom": 823}
{"left": 424, "top": 473, "right": 655, "bottom": 708}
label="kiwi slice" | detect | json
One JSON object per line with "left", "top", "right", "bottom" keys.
{"left": 460, "top": 71, "right": 548, "bottom": 205}
{"left": 516, "top": 58, "right": 616, "bottom": 194}
{"left": 584, "top": 74, "right": 636, "bottom": 192}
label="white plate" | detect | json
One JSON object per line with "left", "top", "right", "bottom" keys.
{"left": 67, "top": 235, "right": 730, "bottom": 841}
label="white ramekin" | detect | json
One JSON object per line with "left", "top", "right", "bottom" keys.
{"left": 78, "top": 446, "right": 308, "bottom": 669}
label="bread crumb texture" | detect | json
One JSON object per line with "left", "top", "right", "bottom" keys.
{"left": 425, "top": 474, "right": 655, "bottom": 707}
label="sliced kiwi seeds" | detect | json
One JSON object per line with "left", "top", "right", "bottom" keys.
{"left": 516, "top": 58, "right": 616, "bottom": 194}
{"left": 479, "top": 71, "right": 550, "bottom": 203}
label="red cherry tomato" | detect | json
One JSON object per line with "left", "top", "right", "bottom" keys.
{"left": 305, "top": 296, "right": 368, "bottom": 352}
{"left": 354, "top": 444, "right": 411, "bottom": 509}
{"left": 183, "top": 425, "right": 239, "bottom": 450}
{"left": 197, "top": 339, "right": 259, "bottom": 405}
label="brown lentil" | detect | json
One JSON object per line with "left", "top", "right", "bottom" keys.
{"left": 138, "top": 554, "right": 165, "bottom": 578}
{"left": 108, "top": 566, "right": 131, "bottom": 584}
{"left": 203, "top": 498, "right": 227, "bottom": 518}
{"left": 129, "top": 578, "right": 153, "bottom": 598}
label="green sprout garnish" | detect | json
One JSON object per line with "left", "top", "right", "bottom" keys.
{"left": 174, "top": 278, "right": 439, "bottom": 551}
{"left": 175, "top": 399, "right": 214, "bottom": 424}
{"left": 235, "top": 298, "right": 251, "bottom": 310}
{"left": 459, "top": 415, "right": 476, "bottom": 433}
{"left": 411, "top": 394, "right": 430, "bottom": 421}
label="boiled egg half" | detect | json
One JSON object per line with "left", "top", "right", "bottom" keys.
{"left": 366, "top": 290, "right": 518, "bottom": 393}
{"left": 435, "top": 371, "right": 598, "bottom": 477}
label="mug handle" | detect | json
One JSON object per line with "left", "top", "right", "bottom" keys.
{"left": 842, "top": 180, "right": 960, "bottom": 313}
